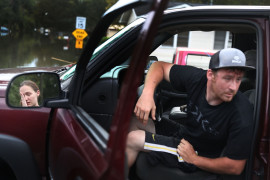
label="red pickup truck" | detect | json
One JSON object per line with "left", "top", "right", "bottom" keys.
{"left": 172, "top": 47, "right": 216, "bottom": 68}
{"left": 1, "top": 0, "right": 270, "bottom": 180}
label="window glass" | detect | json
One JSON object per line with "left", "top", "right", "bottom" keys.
{"left": 177, "top": 32, "right": 189, "bottom": 47}
{"left": 151, "top": 30, "right": 233, "bottom": 66}
{"left": 151, "top": 31, "right": 217, "bottom": 64}
{"left": 214, "top": 31, "right": 227, "bottom": 49}
{"left": 80, "top": 21, "right": 257, "bottom": 141}
{"left": 186, "top": 54, "right": 211, "bottom": 70}
{"left": 60, "top": 18, "right": 145, "bottom": 82}
{"left": 80, "top": 18, "right": 145, "bottom": 132}
{"left": 161, "top": 32, "right": 189, "bottom": 47}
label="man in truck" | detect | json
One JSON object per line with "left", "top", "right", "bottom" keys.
{"left": 126, "top": 48, "right": 254, "bottom": 175}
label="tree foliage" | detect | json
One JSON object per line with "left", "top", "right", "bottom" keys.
{"left": 0, "top": 0, "right": 35, "bottom": 35}
{"left": 106, "top": 0, "right": 118, "bottom": 9}
{"left": 34, "top": 0, "right": 107, "bottom": 33}
{"left": 1, "top": 0, "right": 270, "bottom": 37}
{"left": 0, "top": 0, "right": 107, "bottom": 36}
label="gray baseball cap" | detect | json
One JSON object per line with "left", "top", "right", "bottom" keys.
{"left": 209, "top": 48, "right": 255, "bottom": 70}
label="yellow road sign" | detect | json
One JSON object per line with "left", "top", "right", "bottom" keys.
{"left": 75, "top": 39, "right": 83, "bottom": 49}
{"left": 72, "top": 29, "right": 88, "bottom": 40}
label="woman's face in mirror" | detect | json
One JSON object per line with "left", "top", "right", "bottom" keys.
{"left": 19, "top": 85, "right": 40, "bottom": 107}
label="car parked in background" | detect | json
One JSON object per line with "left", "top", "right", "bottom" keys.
{"left": 0, "top": 26, "right": 9, "bottom": 36}
{"left": 172, "top": 47, "right": 216, "bottom": 69}
{"left": 2, "top": 0, "right": 270, "bottom": 180}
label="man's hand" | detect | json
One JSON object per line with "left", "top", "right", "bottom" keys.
{"left": 134, "top": 61, "right": 173, "bottom": 125}
{"left": 134, "top": 92, "right": 156, "bottom": 125}
{"left": 177, "top": 139, "right": 246, "bottom": 175}
{"left": 177, "top": 139, "right": 197, "bottom": 164}
{"left": 20, "top": 93, "right": 27, "bottom": 107}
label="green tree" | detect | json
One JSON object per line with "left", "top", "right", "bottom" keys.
{"left": 106, "top": 0, "right": 118, "bottom": 9}
{"left": 34, "top": 0, "right": 107, "bottom": 34}
{"left": 75, "top": 0, "right": 107, "bottom": 32}
{"left": 0, "top": 0, "right": 35, "bottom": 36}
{"left": 34, "top": 0, "right": 77, "bottom": 32}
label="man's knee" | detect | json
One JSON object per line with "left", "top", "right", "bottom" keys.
{"left": 127, "top": 130, "right": 145, "bottom": 150}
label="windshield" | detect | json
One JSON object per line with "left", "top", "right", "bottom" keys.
{"left": 60, "top": 18, "right": 145, "bottom": 81}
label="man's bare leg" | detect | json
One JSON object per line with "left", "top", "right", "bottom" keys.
{"left": 126, "top": 130, "right": 146, "bottom": 167}
{"left": 126, "top": 116, "right": 156, "bottom": 167}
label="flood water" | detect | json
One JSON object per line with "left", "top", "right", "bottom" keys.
{"left": 0, "top": 34, "right": 83, "bottom": 69}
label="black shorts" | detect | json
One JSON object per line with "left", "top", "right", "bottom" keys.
{"left": 144, "top": 131, "right": 197, "bottom": 173}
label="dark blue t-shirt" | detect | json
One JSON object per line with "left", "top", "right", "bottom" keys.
{"left": 169, "top": 65, "right": 253, "bottom": 159}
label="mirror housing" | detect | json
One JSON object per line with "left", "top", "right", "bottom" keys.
{"left": 6, "top": 72, "right": 61, "bottom": 108}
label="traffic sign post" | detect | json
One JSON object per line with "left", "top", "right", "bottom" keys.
{"left": 76, "top": 16, "right": 86, "bottom": 30}
{"left": 72, "top": 29, "right": 88, "bottom": 40}
{"left": 73, "top": 17, "right": 88, "bottom": 49}
{"left": 75, "top": 39, "right": 83, "bottom": 49}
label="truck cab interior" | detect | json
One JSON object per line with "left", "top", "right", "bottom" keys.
{"left": 79, "top": 16, "right": 259, "bottom": 179}
{"left": 133, "top": 23, "right": 259, "bottom": 179}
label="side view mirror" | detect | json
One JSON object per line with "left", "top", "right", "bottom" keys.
{"left": 6, "top": 72, "right": 61, "bottom": 108}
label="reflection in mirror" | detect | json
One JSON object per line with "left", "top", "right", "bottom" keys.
{"left": 19, "top": 80, "right": 40, "bottom": 107}
{"left": 7, "top": 72, "right": 61, "bottom": 108}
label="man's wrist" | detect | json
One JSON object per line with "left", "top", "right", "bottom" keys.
{"left": 191, "top": 153, "right": 200, "bottom": 166}
{"left": 142, "top": 88, "right": 155, "bottom": 97}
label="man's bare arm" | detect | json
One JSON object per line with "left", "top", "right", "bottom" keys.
{"left": 177, "top": 139, "right": 246, "bottom": 175}
{"left": 134, "top": 61, "right": 173, "bottom": 124}
{"left": 194, "top": 156, "right": 246, "bottom": 175}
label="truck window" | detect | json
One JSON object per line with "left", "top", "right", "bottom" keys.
{"left": 186, "top": 54, "right": 211, "bottom": 70}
